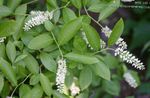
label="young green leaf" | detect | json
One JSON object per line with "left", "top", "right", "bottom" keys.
{"left": 15, "top": 4, "right": 27, "bottom": 20}
{"left": 108, "top": 18, "right": 124, "bottom": 46}
{"left": 44, "top": 20, "right": 54, "bottom": 31}
{"left": 98, "top": 0, "right": 120, "bottom": 21}
{"left": 0, "top": 58, "right": 17, "bottom": 86}
{"left": 53, "top": 9, "right": 60, "bottom": 23}
{"left": 28, "top": 33, "right": 53, "bottom": 50}
{"left": 71, "top": 0, "right": 82, "bottom": 9}
{"left": 19, "top": 84, "right": 31, "bottom": 98}
{"left": 91, "top": 60, "right": 110, "bottom": 80}
{"left": 58, "top": 17, "right": 82, "bottom": 45}
{"left": 40, "top": 52, "right": 57, "bottom": 73}
{"left": 63, "top": 7, "right": 77, "bottom": 23}
{"left": 0, "top": 6, "right": 12, "bottom": 18}
{"left": 40, "top": 73, "right": 52, "bottom": 96}
{"left": 6, "top": 41, "right": 16, "bottom": 63}
{"left": 24, "top": 53, "right": 39, "bottom": 74}
{"left": 0, "top": 74, "right": 4, "bottom": 93}
{"left": 29, "top": 74, "right": 40, "bottom": 86}
{"left": 79, "top": 67, "right": 92, "bottom": 90}
{"left": 14, "top": 54, "right": 28, "bottom": 63}
{"left": 82, "top": 23, "right": 100, "bottom": 50}
{"left": 0, "top": 20, "right": 16, "bottom": 37}
{"left": 65, "top": 52, "right": 99, "bottom": 64}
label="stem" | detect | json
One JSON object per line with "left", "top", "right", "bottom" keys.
{"left": 51, "top": 32, "right": 63, "bottom": 58}
{"left": 10, "top": 74, "right": 32, "bottom": 97}
{"left": 24, "top": 0, "right": 38, "bottom": 5}
{"left": 84, "top": 6, "right": 104, "bottom": 28}
{"left": 94, "top": 48, "right": 115, "bottom": 54}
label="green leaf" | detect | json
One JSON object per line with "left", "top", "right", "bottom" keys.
{"left": 0, "top": 43, "right": 6, "bottom": 59}
{"left": 7, "top": 0, "right": 22, "bottom": 11}
{"left": 29, "top": 74, "right": 40, "bottom": 86}
{"left": 53, "top": 90, "right": 69, "bottom": 98}
{"left": 0, "top": 20, "right": 16, "bottom": 37}
{"left": 30, "top": 85, "right": 43, "bottom": 98}
{"left": 71, "top": 0, "right": 82, "bottom": 9}
{"left": 15, "top": 4, "right": 27, "bottom": 20}
{"left": 19, "top": 84, "right": 31, "bottom": 98}
{"left": 24, "top": 53, "right": 39, "bottom": 74}
{"left": 40, "top": 73, "right": 52, "bottom": 96}
{"left": 82, "top": 23, "right": 100, "bottom": 50}
{"left": 44, "top": 20, "right": 54, "bottom": 31}
{"left": 14, "top": 54, "right": 28, "bottom": 63}
{"left": 103, "top": 80, "right": 120, "bottom": 96}
{"left": 63, "top": 7, "right": 77, "bottom": 23}
{"left": 28, "top": 33, "right": 53, "bottom": 50}
{"left": 53, "top": 9, "right": 60, "bottom": 23}
{"left": 47, "top": 0, "right": 58, "bottom": 9}
{"left": 0, "top": 81, "right": 11, "bottom": 98}
{"left": 108, "top": 18, "right": 124, "bottom": 46}
{"left": 0, "top": 0, "right": 4, "bottom": 6}
{"left": 65, "top": 52, "right": 99, "bottom": 64}
{"left": 73, "top": 35, "right": 87, "bottom": 52}
{"left": 91, "top": 60, "right": 110, "bottom": 80}
{"left": 6, "top": 41, "right": 16, "bottom": 63}
{"left": 98, "top": 0, "right": 120, "bottom": 21}
{"left": 79, "top": 67, "right": 92, "bottom": 90}
{"left": 58, "top": 17, "right": 82, "bottom": 45}
{"left": 40, "top": 52, "right": 57, "bottom": 73}
{"left": 0, "top": 74, "right": 4, "bottom": 93}
{"left": 0, "top": 58, "right": 17, "bottom": 86}
{"left": 0, "top": 6, "right": 12, "bottom": 18}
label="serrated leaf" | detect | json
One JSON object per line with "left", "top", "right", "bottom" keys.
{"left": 0, "top": 74, "right": 4, "bottom": 93}
{"left": 82, "top": 23, "right": 100, "bottom": 50}
{"left": 40, "top": 52, "right": 57, "bottom": 73}
{"left": 79, "top": 67, "right": 92, "bottom": 90}
{"left": 28, "top": 33, "right": 53, "bottom": 50}
{"left": 0, "top": 20, "right": 16, "bottom": 37}
{"left": 98, "top": 0, "right": 120, "bottom": 21}
{"left": 6, "top": 41, "right": 16, "bottom": 63}
{"left": 0, "top": 58, "right": 17, "bottom": 86}
{"left": 65, "top": 52, "right": 99, "bottom": 64}
{"left": 108, "top": 18, "right": 124, "bottom": 46}
{"left": 40, "top": 73, "right": 52, "bottom": 96}
{"left": 0, "top": 6, "right": 12, "bottom": 18}
{"left": 24, "top": 53, "right": 39, "bottom": 74}
{"left": 91, "top": 60, "right": 110, "bottom": 80}
{"left": 63, "top": 7, "right": 77, "bottom": 23}
{"left": 58, "top": 17, "right": 82, "bottom": 45}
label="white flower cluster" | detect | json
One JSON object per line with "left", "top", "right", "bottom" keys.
{"left": 70, "top": 82, "right": 80, "bottom": 96}
{"left": 56, "top": 59, "right": 67, "bottom": 93}
{"left": 6, "top": 96, "right": 12, "bottom": 98}
{"left": 100, "top": 39, "right": 106, "bottom": 49}
{"left": 123, "top": 72, "right": 138, "bottom": 88}
{"left": 23, "top": 11, "right": 53, "bottom": 31}
{"left": 102, "top": 26, "right": 145, "bottom": 70}
{"left": 0, "top": 37, "right": 6, "bottom": 43}
{"left": 82, "top": 32, "right": 94, "bottom": 50}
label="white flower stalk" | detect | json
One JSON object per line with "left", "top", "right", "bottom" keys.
{"left": 70, "top": 82, "right": 80, "bottom": 96}
{"left": 123, "top": 72, "right": 138, "bottom": 88}
{"left": 56, "top": 59, "right": 67, "bottom": 93}
{"left": 24, "top": 11, "right": 53, "bottom": 31}
{"left": 82, "top": 32, "right": 94, "bottom": 50}
{"left": 0, "top": 37, "right": 6, "bottom": 43}
{"left": 102, "top": 26, "right": 145, "bottom": 70}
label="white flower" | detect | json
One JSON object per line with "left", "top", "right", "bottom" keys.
{"left": 0, "top": 37, "right": 6, "bottom": 43}
{"left": 123, "top": 72, "right": 138, "bottom": 88}
{"left": 23, "top": 11, "right": 53, "bottom": 31}
{"left": 6, "top": 96, "right": 12, "bottom": 98}
{"left": 100, "top": 39, "right": 106, "bottom": 49}
{"left": 121, "top": 0, "right": 135, "bottom": 2}
{"left": 70, "top": 82, "right": 80, "bottom": 96}
{"left": 101, "top": 26, "right": 112, "bottom": 37}
{"left": 56, "top": 59, "right": 67, "bottom": 93}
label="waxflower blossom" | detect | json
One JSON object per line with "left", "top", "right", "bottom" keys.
{"left": 102, "top": 26, "right": 145, "bottom": 70}
{"left": 0, "top": 37, "right": 6, "bottom": 43}
{"left": 56, "top": 59, "right": 67, "bottom": 93}
{"left": 6, "top": 96, "right": 12, "bottom": 98}
{"left": 23, "top": 11, "right": 53, "bottom": 31}
{"left": 70, "top": 82, "right": 80, "bottom": 96}
{"left": 123, "top": 72, "right": 138, "bottom": 88}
